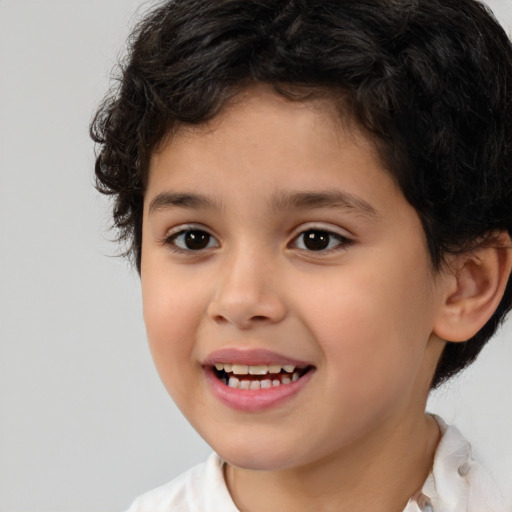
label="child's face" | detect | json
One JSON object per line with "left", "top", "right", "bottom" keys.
{"left": 141, "top": 86, "right": 449, "bottom": 471}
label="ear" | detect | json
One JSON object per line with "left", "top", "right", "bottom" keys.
{"left": 434, "top": 232, "right": 512, "bottom": 342}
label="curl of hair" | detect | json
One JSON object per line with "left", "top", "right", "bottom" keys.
{"left": 91, "top": 0, "right": 512, "bottom": 388}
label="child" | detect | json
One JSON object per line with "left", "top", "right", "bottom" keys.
{"left": 91, "top": 0, "right": 512, "bottom": 510}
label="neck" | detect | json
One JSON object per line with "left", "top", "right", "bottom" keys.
{"left": 224, "top": 413, "right": 440, "bottom": 512}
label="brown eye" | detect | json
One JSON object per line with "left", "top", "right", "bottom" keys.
{"left": 302, "top": 230, "right": 331, "bottom": 251}
{"left": 184, "top": 230, "right": 210, "bottom": 250}
{"left": 169, "top": 229, "right": 219, "bottom": 251}
{"left": 292, "top": 229, "right": 352, "bottom": 252}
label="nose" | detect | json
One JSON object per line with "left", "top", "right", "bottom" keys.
{"left": 206, "top": 249, "right": 287, "bottom": 330}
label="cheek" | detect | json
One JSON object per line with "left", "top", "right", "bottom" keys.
{"left": 295, "top": 259, "right": 435, "bottom": 395}
{"left": 141, "top": 271, "right": 207, "bottom": 399}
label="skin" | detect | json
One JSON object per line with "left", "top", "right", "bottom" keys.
{"left": 140, "top": 85, "right": 454, "bottom": 511}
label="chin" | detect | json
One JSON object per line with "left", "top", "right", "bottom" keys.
{"left": 212, "top": 436, "right": 307, "bottom": 472}
{"left": 223, "top": 453, "right": 290, "bottom": 471}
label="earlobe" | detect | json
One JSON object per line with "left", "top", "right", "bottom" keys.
{"left": 434, "top": 232, "right": 512, "bottom": 342}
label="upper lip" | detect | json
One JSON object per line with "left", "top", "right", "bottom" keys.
{"left": 203, "top": 348, "right": 312, "bottom": 368}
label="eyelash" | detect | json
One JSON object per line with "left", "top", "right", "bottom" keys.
{"left": 163, "top": 225, "right": 353, "bottom": 254}
{"left": 289, "top": 228, "right": 353, "bottom": 253}
{"left": 164, "top": 225, "right": 219, "bottom": 253}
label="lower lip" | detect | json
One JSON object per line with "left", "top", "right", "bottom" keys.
{"left": 204, "top": 367, "right": 315, "bottom": 412}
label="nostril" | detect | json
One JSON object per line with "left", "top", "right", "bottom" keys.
{"left": 251, "top": 315, "right": 269, "bottom": 322}
{"left": 212, "top": 314, "right": 229, "bottom": 324}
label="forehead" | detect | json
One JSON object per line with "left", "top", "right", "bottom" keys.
{"left": 148, "top": 84, "right": 384, "bottom": 186}
{"left": 145, "top": 85, "right": 405, "bottom": 219}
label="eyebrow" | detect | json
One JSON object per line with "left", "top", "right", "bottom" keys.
{"left": 147, "top": 189, "right": 379, "bottom": 219}
{"left": 148, "top": 192, "right": 222, "bottom": 215}
{"left": 270, "top": 190, "right": 380, "bottom": 219}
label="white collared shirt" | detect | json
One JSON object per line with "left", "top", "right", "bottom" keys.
{"left": 403, "top": 416, "right": 506, "bottom": 512}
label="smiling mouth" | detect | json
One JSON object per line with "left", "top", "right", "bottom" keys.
{"left": 212, "top": 363, "right": 312, "bottom": 390}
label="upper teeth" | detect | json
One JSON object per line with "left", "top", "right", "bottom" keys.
{"left": 214, "top": 363, "right": 296, "bottom": 375}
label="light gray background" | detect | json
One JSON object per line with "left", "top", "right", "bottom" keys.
{"left": 0, "top": 1, "right": 511, "bottom": 510}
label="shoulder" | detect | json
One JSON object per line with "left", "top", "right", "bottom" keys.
{"left": 125, "top": 453, "right": 239, "bottom": 512}
{"left": 407, "top": 415, "right": 507, "bottom": 512}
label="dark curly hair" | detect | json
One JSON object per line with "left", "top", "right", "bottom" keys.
{"left": 91, "top": 0, "right": 512, "bottom": 388}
